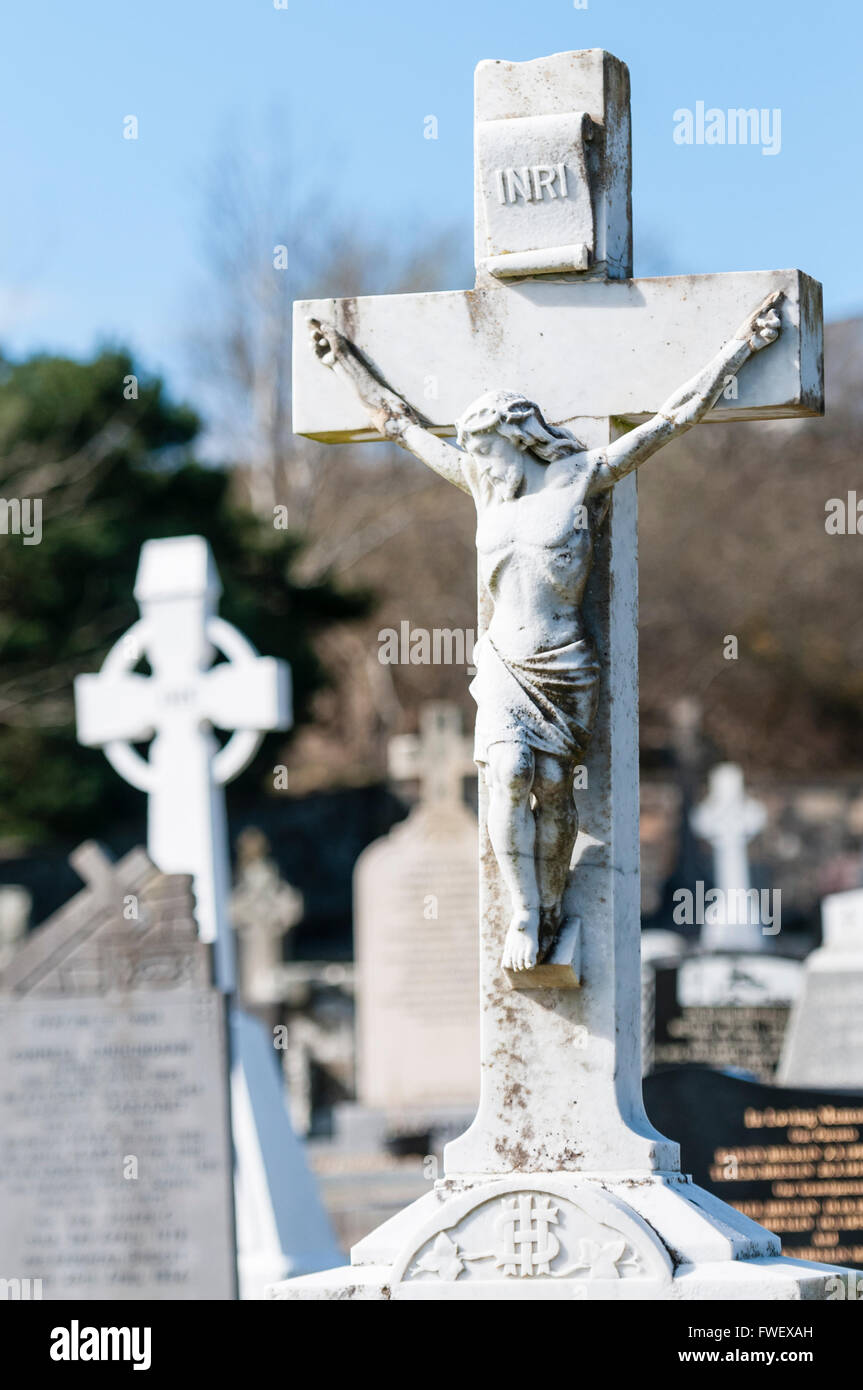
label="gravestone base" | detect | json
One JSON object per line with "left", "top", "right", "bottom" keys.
{"left": 268, "top": 1172, "right": 855, "bottom": 1300}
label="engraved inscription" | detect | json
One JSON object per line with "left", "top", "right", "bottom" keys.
{"left": 495, "top": 163, "right": 569, "bottom": 204}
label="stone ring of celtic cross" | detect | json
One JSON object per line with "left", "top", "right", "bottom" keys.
{"left": 97, "top": 616, "right": 267, "bottom": 793}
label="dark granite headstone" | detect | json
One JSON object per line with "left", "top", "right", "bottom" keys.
{"left": 651, "top": 952, "right": 802, "bottom": 1082}
{"left": 645, "top": 1067, "right": 863, "bottom": 1268}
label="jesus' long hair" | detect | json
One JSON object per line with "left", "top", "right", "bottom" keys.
{"left": 455, "top": 391, "right": 585, "bottom": 461}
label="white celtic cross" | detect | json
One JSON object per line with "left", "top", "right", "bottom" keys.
{"left": 74, "top": 535, "right": 291, "bottom": 990}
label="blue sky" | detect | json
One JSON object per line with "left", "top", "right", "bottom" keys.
{"left": 0, "top": 0, "right": 856, "bottom": 419}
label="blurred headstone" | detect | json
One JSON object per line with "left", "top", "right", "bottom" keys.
{"left": 645, "top": 1067, "right": 863, "bottom": 1269}
{"left": 640, "top": 928, "right": 687, "bottom": 1075}
{"left": 0, "top": 843, "right": 235, "bottom": 1299}
{"left": 231, "top": 827, "right": 303, "bottom": 1008}
{"left": 650, "top": 951, "right": 802, "bottom": 1083}
{"left": 353, "top": 703, "right": 479, "bottom": 1123}
{"left": 779, "top": 888, "right": 863, "bottom": 1088}
{"left": 690, "top": 762, "right": 767, "bottom": 952}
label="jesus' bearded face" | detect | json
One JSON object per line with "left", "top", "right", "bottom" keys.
{"left": 467, "top": 430, "right": 525, "bottom": 500}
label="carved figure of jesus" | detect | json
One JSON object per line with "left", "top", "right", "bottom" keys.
{"left": 309, "top": 291, "right": 782, "bottom": 973}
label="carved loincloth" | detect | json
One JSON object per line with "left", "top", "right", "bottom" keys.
{"left": 470, "top": 634, "right": 600, "bottom": 764}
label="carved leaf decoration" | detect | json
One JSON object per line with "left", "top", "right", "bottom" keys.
{"left": 413, "top": 1231, "right": 465, "bottom": 1282}
{"left": 571, "top": 1236, "right": 628, "bottom": 1279}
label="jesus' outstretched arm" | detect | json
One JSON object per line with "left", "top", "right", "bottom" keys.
{"left": 308, "top": 318, "right": 472, "bottom": 495}
{"left": 586, "top": 289, "right": 784, "bottom": 493}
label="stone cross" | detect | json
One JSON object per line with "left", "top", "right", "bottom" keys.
{"left": 691, "top": 762, "right": 767, "bottom": 951}
{"left": 74, "top": 535, "right": 291, "bottom": 992}
{"left": 388, "top": 702, "right": 475, "bottom": 813}
{"left": 231, "top": 827, "right": 303, "bottom": 1006}
{"left": 276, "top": 51, "right": 840, "bottom": 1301}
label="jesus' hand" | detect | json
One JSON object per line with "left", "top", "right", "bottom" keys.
{"left": 309, "top": 318, "right": 347, "bottom": 368}
{"left": 735, "top": 290, "right": 784, "bottom": 353}
{"left": 308, "top": 316, "right": 421, "bottom": 439}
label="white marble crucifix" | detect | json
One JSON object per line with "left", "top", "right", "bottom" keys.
{"left": 275, "top": 51, "right": 846, "bottom": 1301}
{"left": 74, "top": 535, "right": 291, "bottom": 991}
{"left": 296, "top": 48, "right": 822, "bottom": 1178}
{"left": 690, "top": 762, "right": 768, "bottom": 951}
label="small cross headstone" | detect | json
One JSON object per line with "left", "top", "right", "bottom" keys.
{"left": 0, "top": 844, "right": 236, "bottom": 1299}
{"left": 74, "top": 537, "right": 341, "bottom": 1297}
{"left": 231, "top": 827, "right": 303, "bottom": 1008}
{"left": 652, "top": 764, "right": 799, "bottom": 1081}
{"left": 272, "top": 50, "right": 850, "bottom": 1301}
{"left": 690, "top": 763, "right": 768, "bottom": 951}
{"left": 388, "top": 701, "right": 476, "bottom": 813}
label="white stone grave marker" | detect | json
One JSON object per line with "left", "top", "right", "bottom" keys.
{"left": 273, "top": 50, "right": 851, "bottom": 1300}
{"left": 354, "top": 702, "right": 479, "bottom": 1116}
{"left": 691, "top": 763, "right": 768, "bottom": 952}
{"left": 779, "top": 888, "right": 863, "bottom": 1088}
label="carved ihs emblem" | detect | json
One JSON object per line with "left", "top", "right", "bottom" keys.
{"left": 495, "top": 1195, "right": 560, "bottom": 1277}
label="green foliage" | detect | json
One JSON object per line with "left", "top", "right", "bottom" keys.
{"left": 0, "top": 347, "right": 366, "bottom": 843}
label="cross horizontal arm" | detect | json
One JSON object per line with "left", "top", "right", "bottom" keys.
{"left": 202, "top": 657, "right": 291, "bottom": 733}
{"left": 75, "top": 671, "right": 156, "bottom": 745}
{"left": 293, "top": 269, "right": 822, "bottom": 442}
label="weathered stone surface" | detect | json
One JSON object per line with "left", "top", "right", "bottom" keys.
{"left": 294, "top": 271, "right": 822, "bottom": 443}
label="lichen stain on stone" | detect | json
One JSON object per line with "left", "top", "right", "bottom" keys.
{"left": 501, "top": 1080, "right": 529, "bottom": 1111}
{"left": 336, "top": 296, "right": 358, "bottom": 343}
{"left": 494, "top": 1137, "right": 530, "bottom": 1170}
{"left": 463, "top": 289, "right": 505, "bottom": 357}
